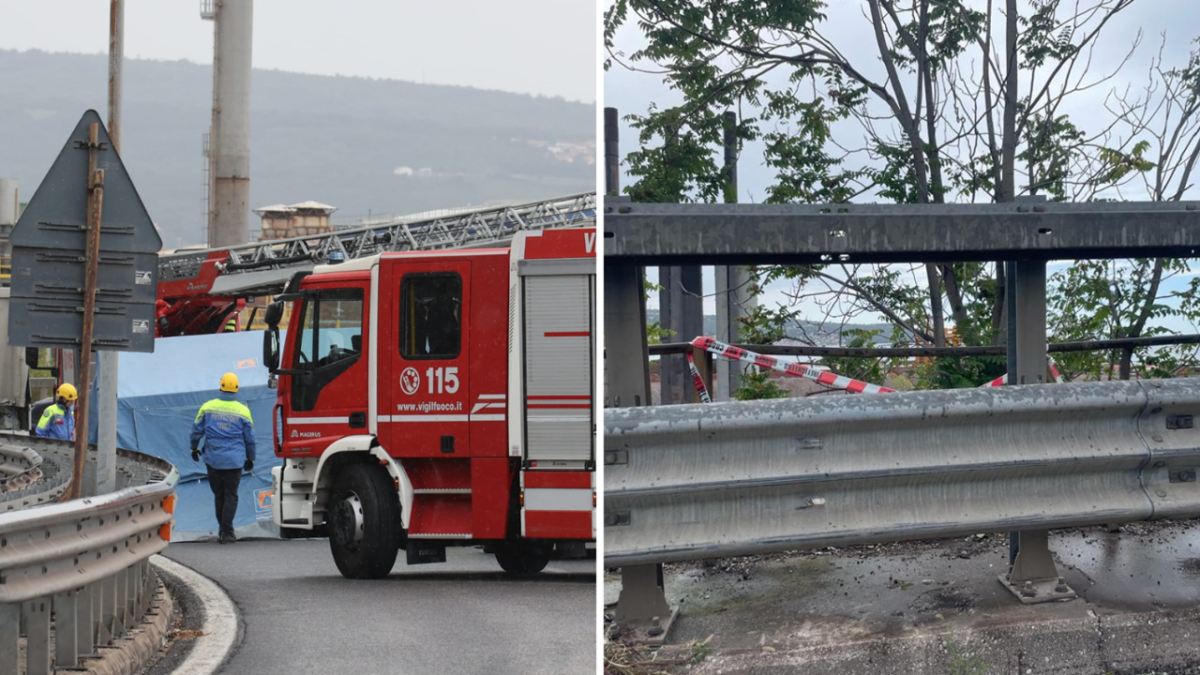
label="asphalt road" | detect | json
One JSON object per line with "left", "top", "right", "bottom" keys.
{"left": 164, "top": 539, "right": 596, "bottom": 675}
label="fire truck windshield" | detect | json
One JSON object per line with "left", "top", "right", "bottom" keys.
{"left": 291, "top": 288, "right": 364, "bottom": 411}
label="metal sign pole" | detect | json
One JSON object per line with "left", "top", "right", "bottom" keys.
{"left": 65, "top": 124, "right": 105, "bottom": 502}
{"left": 93, "top": 0, "right": 124, "bottom": 496}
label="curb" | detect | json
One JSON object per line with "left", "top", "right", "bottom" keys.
{"left": 688, "top": 606, "right": 1200, "bottom": 675}
{"left": 146, "top": 555, "right": 240, "bottom": 675}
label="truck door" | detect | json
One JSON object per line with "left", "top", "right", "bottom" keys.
{"left": 522, "top": 272, "right": 593, "bottom": 466}
{"left": 385, "top": 262, "right": 470, "bottom": 457}
{"left": 281, "top": 284, "right": 369, "bottom": 457}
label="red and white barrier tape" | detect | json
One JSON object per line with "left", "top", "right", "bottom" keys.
{"left": 984, "top": 355, "right": 1064, "bottom": 387}
{"left": 690, "top": 336, "right": 896, "bottom": 395}
{"left": 685, "top": 352, "right": 712, "bottom": 403}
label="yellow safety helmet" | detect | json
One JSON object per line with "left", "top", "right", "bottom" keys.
{"left": 56, "top": 383, "right": 78, "bottom": 402}
{"left": 219, "top": 372, "right": 239, "bottom": 393}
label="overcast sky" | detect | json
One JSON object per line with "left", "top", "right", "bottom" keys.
{"left": 1, "top": 0, "right": 597, "bottom": 103}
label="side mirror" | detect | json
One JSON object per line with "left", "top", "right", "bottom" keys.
{"left": 264, "top": 301, "right": 284, "bottom": 328}
{"left": 263, "top": 326, "right": 280, "bottom": 372}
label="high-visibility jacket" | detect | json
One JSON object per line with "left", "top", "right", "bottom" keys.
{"left": 190, "top": 392, "right": 256, "bottom": 470}
{"left": 223, "top": 316, "right": 237, "bottom": 332}
{"left": 35, "top": 403, "right": 75, "bottom": 441}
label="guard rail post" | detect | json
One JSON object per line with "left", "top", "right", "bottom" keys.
{"left": 1001, "top": 258, "right": 1073, "bottom": 603}
{"left": 603, "top": 199, "right": 675, "bottom": 640}
{"left": 0, "top": 436, "right": 178, "bottom": 674}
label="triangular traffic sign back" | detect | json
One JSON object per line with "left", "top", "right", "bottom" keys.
{"left": 10, "top": 109, "right": 162, "bottom": 253}
{"left": 7, "top": 110, "right": 160, "bottom": 352}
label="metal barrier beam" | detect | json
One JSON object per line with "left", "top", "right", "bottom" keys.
{"left": 604, "top": 199, "right": 1200, "bottom": 264}
{"left": 603, "top": 379, "right": 1200, "bottom": 567}
{"left": 0, "top": 435, "right": 177, "bottom": 672}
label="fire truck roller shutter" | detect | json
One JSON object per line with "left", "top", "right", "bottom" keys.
{"left": 523, "top": 274, "right": 593, "bottom": 463}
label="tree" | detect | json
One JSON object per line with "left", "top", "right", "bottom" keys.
{"left": 607, "top": 0, "right": 1197, "bottom": 386}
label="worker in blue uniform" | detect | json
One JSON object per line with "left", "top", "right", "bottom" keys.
{"left": 34, "top": 383, "right": 77, "bottom": 440}
{"left": 191, "top": 373, "right": 256, "bottom": 544}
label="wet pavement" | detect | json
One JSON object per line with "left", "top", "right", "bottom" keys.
{"left": 167, "top": 539, "right": 597, "bottom": 675}
{"left": 604, "top": 520, "right": 1200, "bottom": 673}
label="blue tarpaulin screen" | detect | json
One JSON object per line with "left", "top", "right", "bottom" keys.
{"left": 86, "top": 331, "right": 283, "bottom": 541}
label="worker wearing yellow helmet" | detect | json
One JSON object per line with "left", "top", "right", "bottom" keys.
{"left": 35, "top": 383, "right": 77, "bottom": 441}
{"left": 190, "top": 372, "right": 256, "bottom": 544}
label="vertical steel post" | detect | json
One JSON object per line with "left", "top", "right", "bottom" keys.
{"left": 1005, "top": 260, "right": 1019, "bottom": 565}
{"left": 115, "top": 565, "right": 129, "bottom": 635}
{"left": 126, "top": 564, "right": 137, "bottom": 629}
{"left": 714, "top": 111, "right": 753, "bottom": 400}
{"left": 65, "top": 125, "right": 105, "bottom": 501}
{"left": 604, "top": 108, "right": 619, "bottom": 196}
{"left": 604, "top": 108, "right": 674, "bottom": 637}
{"left": 78, "top": 582, "right": 95, "bottom": 658}
{"left": 602, "top": 110, "right": 649, "bottom": 407}
{"left": 97, "top": 576, "right": 113, "bottom": 645}
{"left": 94, "top": 0, "right": 124, "bottom": 498}
{"left": 1000, "top": 258, "right": 1074, "bottom": 603}
{"left": 0, "top": 603, "right": 17, "bottom": 675}
{"left": 25, "top": 598, "right": 50, "bottom": 675}
{"left": 659, "top": 267, "right": 702, "bottom": 405}
{"left": 54, "top": 590, "right": 79, "bottom": 668}
{"left": 604, "top": 262, "right": 649, "bottom": 406}
{"left": 614, "top": 564, "right": 673, "bottom": 632}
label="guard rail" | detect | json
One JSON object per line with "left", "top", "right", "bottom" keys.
{"left": 0, "top": 434, "right": 178, "bottom": 674}
{"left": 0, "top": 442, "right": 61, "bottom": 510}
{"left": 604, "top": 378, "right": 1200, "bottom": 566}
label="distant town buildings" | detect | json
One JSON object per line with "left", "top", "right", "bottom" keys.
{"left": 514, "top": 138, "right": 596, "bottom": 165}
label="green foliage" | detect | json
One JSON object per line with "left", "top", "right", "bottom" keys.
{"left": 610, "top": 0, "right": 1196, "bottom": 390}
{"left": 1093, "top": 140, "right": 1156, "bottom": 188}
{"left": 643, "top": 279, "right": 674, "bottom": 346}
{"left": 732, "top": 280, "right": 797, "bottom": 400}
{"left": 1019, "top": 113, "right": 1085, "bottom": 199}
{"left": 1050, "top": 258, "right": 1200, "bottom": 380}
{"left": 605, "top": 0, "right": 859, "bottom": 205}
{"left": 1018, "top": 0, "right": 1079, "bottom": 69}
{"left": 733, "top": 369, "right": 791, "bottom": 401}
{"left": 821, "top": 328, "right": 896, "bottom": 385}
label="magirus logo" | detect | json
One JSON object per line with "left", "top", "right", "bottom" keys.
{"left": 187, "top": 282, "right": 208, "bottom": 291}
{"left": 290, "top": 429, "right": 321, "bottom": 439}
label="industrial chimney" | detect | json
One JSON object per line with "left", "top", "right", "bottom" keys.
{"left": 202, "top": 0, "right": 253, "bottom": 248}
{"left": 0, "top": 179, "right": 17, "bottom": 266}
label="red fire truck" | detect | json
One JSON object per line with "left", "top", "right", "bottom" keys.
{"left": 262, "top": 227, "right": 596, "bottom": 578}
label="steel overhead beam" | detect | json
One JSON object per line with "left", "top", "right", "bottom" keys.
{"left": 604, "top": 198, "right": 1200, "bottom": 265}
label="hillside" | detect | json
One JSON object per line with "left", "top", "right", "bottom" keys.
{"left": 0, "top": 49, "right": 595, "bottom": 247}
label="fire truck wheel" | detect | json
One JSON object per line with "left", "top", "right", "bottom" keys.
{"left": 328, "top": 464, "right": 400, "bottom": 579}
{"left": 495, "top": 544, "right": 550, "bottom": 574}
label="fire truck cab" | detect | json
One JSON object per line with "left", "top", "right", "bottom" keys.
{"left": 263, "top": 228, "right": 596, "bottom": 578}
